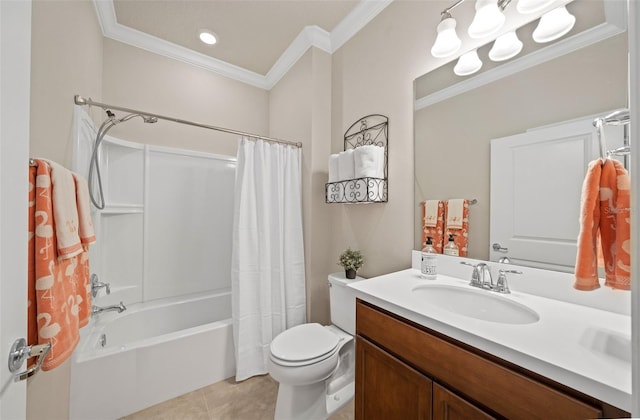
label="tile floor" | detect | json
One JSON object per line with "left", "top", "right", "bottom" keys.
{"left": 123, "top": 375, "right": 354, "bottom": 420}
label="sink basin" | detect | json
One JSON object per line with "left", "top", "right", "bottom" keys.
{"left": 412, "top": 284, "right": 540, "bottom": 325}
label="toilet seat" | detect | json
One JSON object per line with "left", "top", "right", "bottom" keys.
{"left": 270, "top": 323, "right": 340, "bottom": 367}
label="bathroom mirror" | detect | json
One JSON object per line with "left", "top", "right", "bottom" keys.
{"left": 413, "top": 0, "right": 628, "bottom": 272}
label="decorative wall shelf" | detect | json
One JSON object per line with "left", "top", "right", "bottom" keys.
{"left": 326, "top": 114, "right": 388, "bottom": 204}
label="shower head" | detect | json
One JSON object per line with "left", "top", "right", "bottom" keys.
{"left": 143, "top": 116, "right": 158, "bottom": 124}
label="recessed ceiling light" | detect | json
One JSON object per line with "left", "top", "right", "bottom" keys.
{"left": 199, "top": 29, "right": 217, "bottom": 45}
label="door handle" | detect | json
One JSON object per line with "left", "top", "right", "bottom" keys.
{"left": 492, "top": 242, "right": 508, "bottom": 253}
{"left": 7, "top": 338, "right": 51, "bottom": 381}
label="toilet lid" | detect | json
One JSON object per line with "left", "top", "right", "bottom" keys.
{"left": 270, "top": 323, "right": 340, "bottom": 363}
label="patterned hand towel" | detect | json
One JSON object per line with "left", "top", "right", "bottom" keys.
{"left": 574, "top": 159, "right": 631, "bottom": 291}
{"left": 421, "top": 200, "right": 444, "bottom": 253}
{"left": 444, "top": 199, "right": 470, "bottom": 257}
{"left": 28, "top": 160, "right": 93, "bottom": 371}
{"left": 601, "top": 159, "right": 630, "bottom": 290}
{"left": 574, "top": 160, "right": 602, "bottom": 290}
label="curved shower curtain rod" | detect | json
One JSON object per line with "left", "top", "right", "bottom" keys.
{"left": 74, "top": 95, "right": 303, "bottom": 148}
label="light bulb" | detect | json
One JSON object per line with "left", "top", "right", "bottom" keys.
{"left": 468, "top": 0, "right": 506, "bottom": 39}
{"left": 532, "top": 6, "right": 576, "bottom": 43}
{"left": 431, "top": 15, "right": 462, "bottom": 58}
{"left": 454, "top": 50, "right": 483, "bottom": 76}
{"left": 489, "top": 31, "right": 523, "bottom": 61}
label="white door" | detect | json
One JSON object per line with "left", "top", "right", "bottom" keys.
{"left": 490, "top": 114, "right": 625, "bottom": 272}
{"left": 0, "top": 1, "right": 31, "bottom": 418}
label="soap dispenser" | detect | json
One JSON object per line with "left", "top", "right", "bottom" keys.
{"left": 421, "top": 237, "right": 437, "bottom": 280}
{"left": 443, "top": 233, "right": 459, "bottom": 256}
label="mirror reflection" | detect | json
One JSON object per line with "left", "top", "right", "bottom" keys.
{"left": 414, "top": 0, "right": 628, "bottom": 272}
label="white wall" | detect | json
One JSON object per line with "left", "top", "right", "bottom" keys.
{"left": 269, "top": 48, "right": 333, "bottom": 323}
{"left": 102, "top": 39, "right": 269, "bottom": 157}
{"left": 28, "top": 2, "right": 103, "bottom": 418}
{"left": 329, "top": 1, "right": 436, "bottom": 281}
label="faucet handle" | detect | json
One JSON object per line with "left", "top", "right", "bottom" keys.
{"left": 495, "top": 269, "right": 522, "bottom": 294}
{"left": 460, "top": 261, "right": 484, "bottom": 288}
{"left": 90, "top": 273, "right": 111, "bottom": 298}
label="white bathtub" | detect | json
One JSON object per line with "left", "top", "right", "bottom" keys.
{"left": 69, "top": 290, "right": 235, "bottom": 420}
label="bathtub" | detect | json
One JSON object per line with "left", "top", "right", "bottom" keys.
{"left": 69, "top": 290, "right": 235, "bottom": 420}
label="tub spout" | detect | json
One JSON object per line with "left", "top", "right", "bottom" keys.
{"left": 92, "top": 301, "right": 127, "bottom": 316}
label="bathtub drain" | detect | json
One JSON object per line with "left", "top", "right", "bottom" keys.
{"left": 99, "top": 333, "right": 107, "bottom": 348}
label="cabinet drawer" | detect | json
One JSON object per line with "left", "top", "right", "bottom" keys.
{"left": 356, "top": 300, "right": 602, "bottom": 420}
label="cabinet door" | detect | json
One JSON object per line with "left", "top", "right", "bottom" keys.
{"left": 355, "top": 336, "right": 432, "bottom": 420}
{"left": 433, "top": 383, "right": 495, "bottom": 420}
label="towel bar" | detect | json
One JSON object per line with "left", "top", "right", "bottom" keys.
{"left": 8, "top": 338, "right": 51, "bottom": 381}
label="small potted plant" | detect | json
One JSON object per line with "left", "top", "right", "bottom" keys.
{"left": 338, "top": 248, "right": 364, "bottom": 279}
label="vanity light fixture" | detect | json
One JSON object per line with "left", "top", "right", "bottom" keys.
{"left": 468, "top": 0, "right": 507, "bottom": 39}
{"left": 431, "top": 12, "right": 462, "bottom": 58}
{"left": 532, "top": 6, "right": 576, "bottom": 43}
{"left": 430, "top": 0, "right": 512, "bottom": 59}
{"left": 430, "top": 0, "right": 578, "bottom": 76}
{"left": 198, "top": 29, "right": 218, "bottom": 45}
{"left": 488, "top": 30, "right": 523, "bottom": 61}
{"left": 454, "top": 49, "right": 483, "bottom": 76}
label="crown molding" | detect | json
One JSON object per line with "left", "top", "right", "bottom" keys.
{"left": 93, "top": 0, "right": 393, "bottom": 90}
{"left": 331, "top": 0, "right": 394, "bottom": 52}
{"left": 92, "top": 0, "right": 268, "bottom": 89}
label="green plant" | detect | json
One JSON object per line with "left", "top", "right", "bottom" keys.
{"left": 337, "top": 248, "right": 364, "bottom": 271}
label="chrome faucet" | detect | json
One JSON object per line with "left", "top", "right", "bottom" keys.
{"left": 92, "top": 301, "right": 126, "bottom": 316}
{"left": 90, "top": 273, "right": 111, "bottom": 298}
{"left": 460, "top": 262, "right": 523, "bottom": 294}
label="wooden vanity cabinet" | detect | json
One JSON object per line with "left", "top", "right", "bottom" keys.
{"left": 356, "top": 337, "right": 432, "bottom": 419}
{"left": 355, "top": 299, "right": 628, "bottom": 420}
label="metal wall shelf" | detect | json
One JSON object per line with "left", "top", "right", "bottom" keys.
{"left": 326, "top": 114, "right": 388, "bottom": 204}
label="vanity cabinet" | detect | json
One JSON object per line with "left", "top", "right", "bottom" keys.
{"left": 357, "top": 337, "right": 432, "bottom": 419}
{"left": 355, "top": 300, "right": 628, "bottom": 420}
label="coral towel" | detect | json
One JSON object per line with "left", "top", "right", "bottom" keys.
{"left": 601, "top": 160, "right": 630, "bottom": 289}
{"left": 28, "top": 160, "right": 95, "bottom": 371}
{"left": 421, "top": 200, "right": 444, "bottom": 254}
{"left": 574, "top": 159, "right": 630, "bottom": 291}
{"left": 444, "top": 199, "right": 470, "bottom": 256}
{"left": 574, "top": 160, "right": 601, "bottom": 290}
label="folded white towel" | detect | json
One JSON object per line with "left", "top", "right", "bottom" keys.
{"left": 354, "top": 145, "right": 384, "bottom": 179}
{"left": 446, "top": 199, "right": 465, "bottom": 230}
{"left": 328, "top": 154, "right": 340, "bottom": 183}
{"left": 338, "top": 149, "right": 355, "bottom": 181}
{"left": 424, "top": 200, "right": 440, "bottom": 228}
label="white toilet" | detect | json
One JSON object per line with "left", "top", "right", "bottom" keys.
{"left": 268, "top": 273, "right": 362, "bottom": 420}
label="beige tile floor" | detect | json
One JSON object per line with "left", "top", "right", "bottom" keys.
{"left": 123, "top": 375, "right": 354, "bottom": 420}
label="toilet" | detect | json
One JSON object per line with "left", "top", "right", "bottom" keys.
{"left": 268, "top": 273, "right": 362, "bottom": 420}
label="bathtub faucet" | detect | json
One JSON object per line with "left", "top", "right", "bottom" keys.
{"left": 92, "top": 301, "right": 127, "bottom": 316}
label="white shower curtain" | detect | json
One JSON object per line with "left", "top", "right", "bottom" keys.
{"left": 231, "top": 137, "right": 306, "bottom": 382}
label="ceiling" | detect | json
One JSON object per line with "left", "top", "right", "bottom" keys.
{"left": 98, "top": 0, "right": 391, "bottom": 89}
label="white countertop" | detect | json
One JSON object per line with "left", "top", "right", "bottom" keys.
{"left": 348, "top": 267, "right": 632, "bottom": 411}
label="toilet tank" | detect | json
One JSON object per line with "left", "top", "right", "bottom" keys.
{"left": 329, "top": 273, "right": 364, "bottom": 335}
